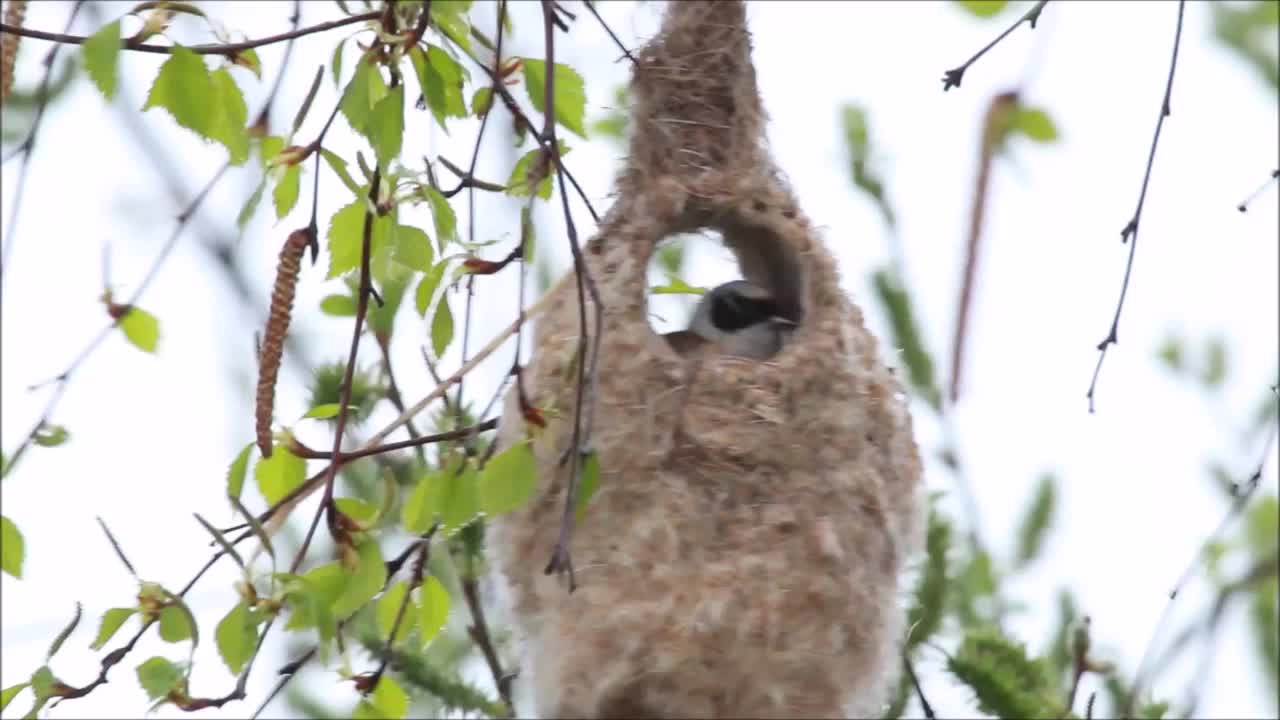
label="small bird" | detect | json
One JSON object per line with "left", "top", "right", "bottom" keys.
{"left": 664, "top": 279, "right": 797, "bottom": 360}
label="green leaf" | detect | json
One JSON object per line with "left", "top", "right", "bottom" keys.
{"left": 1137, "top": 701, "right": 1171, "bottom": 719}
{"left": 574, "top": 451, "right": 601, "bottom": 523}
{"left": 906, "top": 509, "right": 950, "bottom": 648}
{"left": 334, "top": 497, "right": 379, "bottom": 525}
{"left": 45, "top": 603, "right": 82, "bottom": 660}
{"left": 506, "top": 141, "right": 570, "bottom": 199}
{"left": 326, "top": 200, "right": 394, "bottom": 279}
{"left": 368, "top": 84, "right": 405, "bottom": 170}
{"left": 1156, "top": 334, "right": 1184, "bottom": 372}
{"left": 1008, "top": 106, "right": 1059, "bottom": 143}
{"left": 303, "top": 403, "right": 343, "bottom": 420}
{"left": 650, "top": 274, "right": 707, "bottom": 296}
{"left": 411, "top": 45, "right": 467, "bottom": 131}
{"left": 480, "top": 441, "right": 537, "bottom": 515}
{"left": 32, "top": 424, "right": 69, "bottom": 447}
{"left": 91, "top": 607, "right": 137, "bottom": 650}
{"left": 356, "top": 675, "right": 409, "bottom": 720}
{"left": 375, "top": 580, "right": 416, "bottom": 647}
{"left": 393, "top": 224, "right": 433, "bottom": 273}
{"left": 431, "top": 294, "right": 454, "bottom": 358}
{"left": 1, "top": 516, "right": 24, "bottom": 578}
{"left": 1, "top": 683, "right": 28, "bottom": 712}
{"left": 956, "top": 0, "right": 1010, "bottom": 17}
{"left": 81, "top": 20, "right": 122, "bottom": 99}
{"left": 229, "top": 47, "right": 262, "bottom": 80}
{"left": 430, "top": 0, "right": 473, "bottom": 52}
{"left": 1014, "top": 473, "right": 1057, "bottom": 568}
{"left": 135, "top": 656, "right": 186, "bottom": 701}
{"left": 1212, "top": 1, "right": 1279, "bottom": 91}
{"left": 158, "top": 604, "right": 194, "bottom": 644}
{"left": 1246, "top": 495, "right": 1278, "bottom": 555}
{"left": 840, "top": 103, "right": 896, "bottom": 230}
{"left": 1200, "top": 336, "right": 1229, "bottom": 389}
{"left": 415, "top": 260, "right": 448, "bottom": 317}
{"left": 321, "top": 148, "right": 361, "bottom": 198}
{"left": 471, "top": 86, "right": 493, "bottom": 116}
{"left": 254, "top": 447, "right": 306, "bottom": 505}
{"left": 403, "top": 474, "right": 437, "bottom": 534}
{"left": 142, "top": 47, "right": 250, "bottom": 164}
{"left": 332, "top": 540, "right": 387, "bottom": 618}
{"left": 521, "top": 58, "right": 587, "bottom": 138}
{"left": 143, "top": 48, "right": 209, "bottom": 133}
{"left": 330, "top": 37, "right": 346, "bottom": 87}
{"left": 215, "top": 601, "right": 259, "bottom": 675}
{"left": 119, "top": 306, "right": 160, "bottom": 353}
{"left": 422, "top": 185, "right": 458, "bottom": 249}
{"left": 225, "top": 442, "right": 253, "bottom": 501}
{"left": 320, "top": 294, "right": 357, "bottom": 317}
{"left": 947, "top": 627, "right": 1060, "bottom": 719}
{"left": 1251, "top": 576, "right": 1279, "bottom": 702}
{"left": 417, "top": 575, "right": 450, "bottom": 648}
{"left": 340, "top": 55, "right": 388, "bottom": 137}
{"left": 209, "top": 67, "right": 250, "bottom": 164}
{"left": 871, "top": 269, "right": 940, "bottom": 412}
{"left": 285, "top": 563, "right": 344, "bottom": 634}
{"left": 437, "top": 460, "right": 480, "bottom": 534}
{"left": 273, "top": 164, "right": 302, "bottom": 219}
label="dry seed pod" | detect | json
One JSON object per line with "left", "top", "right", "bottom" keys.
{"left": 487, "top": 3, "right": 923, "bottom": 717}
{"left": 255, "top": 228, "right": 312, "bottom": 458}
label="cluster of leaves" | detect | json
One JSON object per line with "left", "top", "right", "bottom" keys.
{"left": 1, "top": 1, "right": 602, "bottom": 717}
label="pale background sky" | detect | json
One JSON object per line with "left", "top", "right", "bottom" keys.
{"left": 1, "top": 1, "right": 1277, "bottom": 718}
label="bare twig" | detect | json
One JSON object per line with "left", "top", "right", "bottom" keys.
{"left": 0, "top": 10, "right": 378, "bottom": 56}
{"left": 1124, "top": 400, "right": 1276, "bottom": 716}
{"left": 0, "top": 0, "right": 85, "bottom": 283}
{"left": 583, "top": 1, "right": 636, "bottom": 65}
{"left": 942, "top": 0, "right": 1048, "bottom": 91}
{"left": 539, "top": 0, "right": 604, "bottom": 590}
{"left": 1237, "top": 168, "right": 1279, "bottom": 213}
{"left": 3, "top": 161, "right": 229, "bottom": 478}
{"left": 1086, "top": 0, "right": 1185, "bottom": 413}
{"left": 903, "top": 654, "right": 936, "bottom": 719}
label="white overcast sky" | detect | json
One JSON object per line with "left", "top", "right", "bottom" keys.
{"left": 2, "top": 1, "right": 1277, "bottom": 718}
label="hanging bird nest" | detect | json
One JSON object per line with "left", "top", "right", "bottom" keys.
{"left": 489, "top": 2, "right": 924, "bottom": 717}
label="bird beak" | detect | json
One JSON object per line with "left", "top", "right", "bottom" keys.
{"left": 769, "top": 316, "right": 797, "bottom": 328}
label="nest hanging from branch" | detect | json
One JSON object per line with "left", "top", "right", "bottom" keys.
{"left": 489, "top": 2, "right": 924, "bottom": 717}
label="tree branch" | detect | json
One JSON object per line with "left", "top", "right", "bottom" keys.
{"left": 1086, "top": 0, "right": 1185, "bottom": 413}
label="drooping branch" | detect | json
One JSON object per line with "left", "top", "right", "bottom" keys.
{"left": 1086, "top": 0, "right": 1186, "bottom": 413}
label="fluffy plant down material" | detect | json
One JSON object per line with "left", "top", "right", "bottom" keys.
{"left": 487, "top": 1, "right": 925, "bottom": 717}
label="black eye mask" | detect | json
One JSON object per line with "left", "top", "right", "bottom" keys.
{"left": 710, "top": 291, "right": 781, "bottom": 331}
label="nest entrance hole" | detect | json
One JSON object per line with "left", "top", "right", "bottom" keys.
{"left": 643, "top": 222, "right": 805, "bottom": 339}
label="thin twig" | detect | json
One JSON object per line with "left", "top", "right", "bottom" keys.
{"left": 0, "top": 10, "right": 378, "bottom": 56}
{"left": 941, "top": 0, "right": 1048, "bottom": 91}
{"left": 1237, "top": 168, "right": 1279, "bottom": 213}
{"left": 1086, "top": 0, "right": 1185, "bottom": 413}
{"left": 583, "top": 1, "right": 636, "bottom": 65}
{"left": 538, "top": 0, "right": 604, "bottom": 590}
{"left": 0, "top": 0, "right": 85, "bottom": 283}
{"left": 903, "top": 654, "right": 936, "bottom": 719}
{"left": 1124, "top": 399, "right": 1275, "bottom": 716}
{"left": 290, "top": 167, "right": 383, "bottom": 574}
{"left": 3, "top": 162, "right": 229, "bottom": 478}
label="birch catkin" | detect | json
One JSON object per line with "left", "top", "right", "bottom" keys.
{"left": 255, "top": 228, "right": 311, "bottom": 458}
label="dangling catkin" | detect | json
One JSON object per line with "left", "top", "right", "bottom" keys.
{"left": 255, "top": 228, "right": 311, "bottom": 458}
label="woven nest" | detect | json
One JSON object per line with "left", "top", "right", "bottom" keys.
{"left": 488, "top": 2, "right": 924, "bottom": 717}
